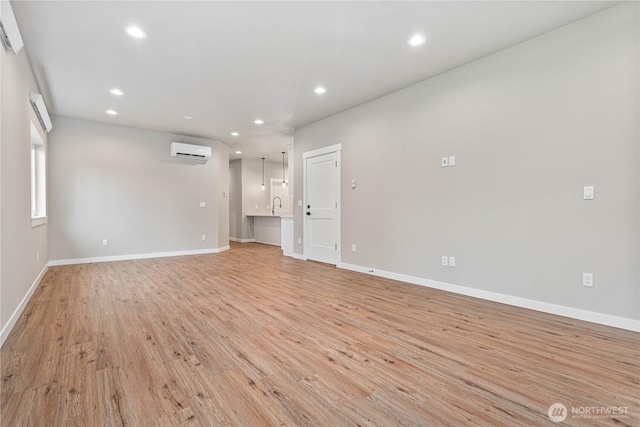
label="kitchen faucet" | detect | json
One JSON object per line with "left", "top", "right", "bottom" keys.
{"left": 272, "top": 196, "right": 282, "bottom": 215}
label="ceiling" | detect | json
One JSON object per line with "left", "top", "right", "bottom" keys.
{"left": 12, "top": 1, "right": 618, "bottom": 161}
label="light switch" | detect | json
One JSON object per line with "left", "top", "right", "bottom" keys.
{"left": 351, "top": 179, "right": 357, "bottom": 189}
{"left": 442, "top": 157, "right": 448, "bottom": 167}
{"left": 583, "top": 186, "right": 594, "bottom": 200}
{"left": 297, "top": 200, "right": 302, "bottom": 207}
{"left": 200, "top": 201, "right": 206, "bottom": 208}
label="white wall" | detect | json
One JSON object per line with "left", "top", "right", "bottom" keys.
{"left": 293, "top": 3, "right": 639, "bottom": 325}
{"left": 48, "top": 116, "right": 229, "bottom": 262}
{"left": 0, "top": 41, "right": 49, "bottom": 342}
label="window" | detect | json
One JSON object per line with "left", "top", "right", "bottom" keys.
{"left": 30, "top": 122, "right": 47, "bottom": 226}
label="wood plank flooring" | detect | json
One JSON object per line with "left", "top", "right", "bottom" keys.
{"left": 1, "top": 242, "right": 638, "bottom": 426}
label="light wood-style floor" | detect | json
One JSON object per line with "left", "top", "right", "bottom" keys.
{"left": 1, "top": 243, "right": 638, "bottom": 426}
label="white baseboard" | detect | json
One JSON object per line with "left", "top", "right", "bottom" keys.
{"left": 230, "top": 237, "right": 280, "bottom": 247}
{"left": 292, "top": 253, "right": 307, "bottom": 261}
{"left": 254, "top": 240, "right": 281, "bottom": 247}
{"left": 49, "top": 246, "right": 230, "bottom": 266}
{"left": 229, "top": 237, "right": 256, "bottom": 243}
{"left": 338, "top": 262, "right": 639, "bottom": 332}
{"left": 1, "top": 264, "right": 49, "bottom": 347}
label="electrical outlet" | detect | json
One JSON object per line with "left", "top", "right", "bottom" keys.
{"left": 102, "top": 239, "right": 108, "bottom": 246}
{"left": 583, "top": 186, "right": 594, "bottom": 200}
{"left": 201, "top": 234, "right": 206, "bottom": 241}
{"left": 200, "top": 201, "right": 206, "bottom": 208}
{"left": 351, "top": 244, "right": 357, "bottom": 252}
{"left": 441, "top": 256, "right": 448, "bottom": 266}
{"left": 448, "top": 156, "right": 456, "bottom": 166}
{"left": 448, "top": 256, "right": 456, "bottom": 267}
{"left": 583, "top": 273, "right": 593, "bottom": 287}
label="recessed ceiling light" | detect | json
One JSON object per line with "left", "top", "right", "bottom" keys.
{"left": 183, "top": 115, "right": 193, "bottom": 120}
{"left": 235, "top": 151, "right": 242, "bottom": 154}
{"left": 125, "top": 26, "right": 147, "bottom": 39}
{"left": 110, "top": 88, "right": 124, "bottom": 96}
{"left": 105, "top": 109, "right": 118, "bottom": 115}
{"left": 407, "top": 34, "right": 426, "bottom": 47}
{"left": 314, "top": 86, "right": 326, "bottom": 95}
{"left": 231, "top": 132, "right": 239, "bottom": 136}
{"left": 254, "top": 119, "right": 264, "bottom": 125}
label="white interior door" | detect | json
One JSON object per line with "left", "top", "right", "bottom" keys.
{"left": 305, "top": 151, "right": 338, "bottom": 264}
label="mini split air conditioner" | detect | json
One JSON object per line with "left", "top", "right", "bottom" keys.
{"left": 0, "top": 0, "right": 24, "bottom": 54}
{"left": 29, "top": 93, "right": 53, "bottom": 133}
{"left": 170, "top": 142, "right": 211, "bottom": 162}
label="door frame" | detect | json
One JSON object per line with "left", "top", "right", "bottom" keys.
{"left": 302, "top": 143, "right": 342, "bottom": 265}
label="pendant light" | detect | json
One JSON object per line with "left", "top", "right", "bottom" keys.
{"left": 261, "top": 157, "right": 265, "bottom": 190}
{"left": 281, "top": 152, "right": 286, "bottom": 187}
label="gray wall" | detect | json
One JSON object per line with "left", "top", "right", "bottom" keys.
{"left": 48, "top": 116, "right": 229, "bottom": 261}
{"left": 293, "top": 3, "right": 639, "bottom": 321}
{"left": 229, "top": 158, "right": 288, "bottom": 241}
{"left": 229, "top": 159, "right": 243, "bottom": 240}
{"left": 242, "top": 158, "right": 263, "bottom": 241}
{"left": 217, "top": 143, "right": 230, "bottom": 249}
{"left": 0, "top": 44, "right": 49, "bottom": 335}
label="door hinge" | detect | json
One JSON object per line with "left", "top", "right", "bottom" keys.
{"left": 335, "top": 243, "right": 337, "bottom": 250}
{"left": 335, "top": 161, "right": 338, "bottom": 167}
{"left": 335, "top": 202, "right": 338, "bottom": 208}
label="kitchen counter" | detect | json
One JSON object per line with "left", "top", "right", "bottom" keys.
{"left": 242, "top": 214, "right": 294, "bottom": 256}
{"left": 245, "top": 214, "right": 285, "bottom": 246}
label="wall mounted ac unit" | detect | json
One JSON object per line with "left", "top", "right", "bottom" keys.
{"left": 170, "top": 142, "right": 211, "bottom": 162}
{"left": 29, "top": 93, "right": 53, "bottom": 133}
{"left": 0, "top": 0, "right": 24, "bottom": 54}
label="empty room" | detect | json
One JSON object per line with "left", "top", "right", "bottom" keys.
{"left": 1, "top": 1, "right": 638, "bottom": 425}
